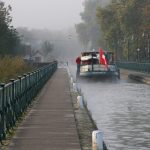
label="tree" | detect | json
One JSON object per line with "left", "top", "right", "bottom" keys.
{"left": 0, "top": 1, "right": 21, "bottom": 56}
{"left": 75, "top": 23, "right": 89, "bottom": 48}
{"left": 76, "top": 0, "right": 102, "bottom": 50}
{"left": 41, "top": 41, "right": 54, "bottom": 57}
{"left": 96, "top": 0, "right": 150, "bottom": 61}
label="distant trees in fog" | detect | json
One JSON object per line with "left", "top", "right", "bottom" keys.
{"left": 0, "top": 1, "right": 81, "bottom": 59}
{"left": 76, "top": 0, "right": 150, "bottom": 62}
{"left": 76, "top": 0, "right": 102, "bottom": 50}
{"left": 42, "top": 41, "right": 54, "bottom": 57}
{"left": 76, "top": 0, "right": 110, "bottom": 50}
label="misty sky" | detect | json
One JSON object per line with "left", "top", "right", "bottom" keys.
{"left": 5, "top": 0, "right": 84, "bottom": 30}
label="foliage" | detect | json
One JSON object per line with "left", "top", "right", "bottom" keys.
{"left": 41, "top": 41, "right": 54, "bottom": 56}
{"left": 96, "top": 0, "right": 150, "bottom": 61}
{"left": 0, "top": 56, "right": 32, "bottom": 82}
{"left": 0, "top": 1, "right": 22, "bottom": 56}
{"left": 76, "top": 0, "right": 102, "bottom": 50}
{"left": 17, "top": 28, "right": 56, "bottom": 57}
{"left": 76, "top": 23, "right": 89, "bottom": 48}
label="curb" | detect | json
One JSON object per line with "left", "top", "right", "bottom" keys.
{"left": 128, "top": 74, "right": 150, "bottom": 85}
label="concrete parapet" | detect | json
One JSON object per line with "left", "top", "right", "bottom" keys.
{"left": 129, "top": 74, "right": 150, "bottom": 85}
{"left": 120, "top": 69, "right": 150, "bottom": 85}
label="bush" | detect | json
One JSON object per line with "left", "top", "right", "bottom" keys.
{"left": 0, "top": 56, "right": 32, "bottom": 83}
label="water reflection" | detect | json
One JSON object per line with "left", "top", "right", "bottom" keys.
{"left": 69, "top": 64, "right": 150, "bottom": 150}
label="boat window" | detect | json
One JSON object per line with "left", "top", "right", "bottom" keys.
{"left": 92, "top": 59, "right": 99, "bottom": 64}
{"left": 81, "top": 58, "right": 99, "bottom": 65}
{"left": 81, "top": 60, "right": 92, "bottom": 65}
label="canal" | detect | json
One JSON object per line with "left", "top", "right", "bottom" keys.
{"left": 69, "top": 64, "right": 150, "bottom": 150}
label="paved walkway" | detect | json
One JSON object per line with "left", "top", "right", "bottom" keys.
{"left": 9, "top": 68, "right": 81, "bottom": 150}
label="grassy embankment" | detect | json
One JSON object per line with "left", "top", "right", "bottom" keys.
{"left": 0, "top": 56, "right": 33, "bottom": 83}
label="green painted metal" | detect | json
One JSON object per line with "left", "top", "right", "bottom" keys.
{"left": 0, "top": 61, "right": 57, "bottom": 141}
{"left": 116, "top": 62, "right": 150, "bottom": 73}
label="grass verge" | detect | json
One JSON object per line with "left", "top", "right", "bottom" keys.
{"left": 0, "top": 56, "right": 32, "bottom": 83}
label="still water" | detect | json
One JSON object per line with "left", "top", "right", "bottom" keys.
{"left": 69, "top": 64, "right": 150, "bottom": 150}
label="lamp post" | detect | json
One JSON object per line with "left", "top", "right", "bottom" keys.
{"left": 113, "top": 39, "right": 119, "bottom": 61}
{"left": 142, "top": 32, "right": 150, "bottom": 63}
{"left": 137, "top": 48, "right": 140, "bottom": 62}
{"left": 127, "top": 39, "right": 129, "bottom": 61}
{"left": 124, "top": 38, "right": 129, "bottom": 61}
{"left": 123, "top": 35, "right": 134, "bottom": 62}
{"left": 148, "top": 36, "right": 150, "bottom": 63}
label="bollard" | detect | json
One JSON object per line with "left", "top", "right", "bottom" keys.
{"left": 76, "top": 83, "right": 81, "bottom": 93}
{"left": 92, "top": 130, "right": 104, "bottom": 150}
{"left": 67, "top": 68, "right": 70, "bottom": 76}
{"left": 73, "top": 82, "right": 77, "bottom": 91}
{"left": 71, "top": 77, "right": 74, "bottom": 84}
{"left": 77, "top": 95, "right": 84, "bottom": 109}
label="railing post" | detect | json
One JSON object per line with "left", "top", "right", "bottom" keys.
{"left": 0, "top": 83, "right": 6, "bottom": 140}
{"left": 10, "top": 79, "right": 16, "bottom": 126}
{"left": 27, "top": 72, "right": 31, "bottom": 104}
{"left": 23, "top": 74, "right": 28, "bottom": 109}
{"left": 27, "top": 73, "right": 31, "bottom": 84}
{"left": 38, "top": 70, "right": 40, "bottom": 89}
{"left": 34, "top": 71, "right": 37, "bottom": 96}
{"left": 18, "top": 76, "right": 23, "bottom": 113}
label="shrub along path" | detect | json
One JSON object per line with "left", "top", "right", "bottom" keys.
{"left": 8, "top": 68, "right": 81, "bottom": 150}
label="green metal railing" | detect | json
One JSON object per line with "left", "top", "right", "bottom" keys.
{"left": 0, "top": 61, "right": 57, "bottom": 142}
{"left": 116, "top": 62, "right": 150, "bottom": 73}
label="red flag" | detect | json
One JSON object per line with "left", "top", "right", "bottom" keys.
{"left": 99, "top": 48, "right": 108, "bottom": 69}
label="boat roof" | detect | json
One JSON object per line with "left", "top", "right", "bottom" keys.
{"left": 81, "top": 52, "right": 99, "bottom": 61}
{"left": 81, "top": 51, "right": 114, "bottom": 56}
{"left": 81, "top": 51, "right": 99, "bottom": 56}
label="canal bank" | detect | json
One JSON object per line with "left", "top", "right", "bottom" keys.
{"left": 120, "top": 69, "right": 150, "bottom": 85}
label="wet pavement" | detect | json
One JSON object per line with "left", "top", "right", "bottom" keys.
{"left": 69, "top": 64, "right": 150, "bottom": 150}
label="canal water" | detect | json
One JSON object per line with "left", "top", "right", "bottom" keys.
{"left": 69, "top": 64, "right": 150, "bottom": 150}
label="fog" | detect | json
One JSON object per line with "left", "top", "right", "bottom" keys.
{"left": 5, "top": 0, "right": 110, "bottom": 30}
{"left": 4, "top": 0, "right": 110, "bottom": 61}
{"left": 5, "top": 0, "right": 84, "bottom": 30}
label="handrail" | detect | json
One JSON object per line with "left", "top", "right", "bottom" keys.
{"left": 0, "top": 61, "right": 57, "bottom": 141}
{"left": 116, "top": 61, "right": 150, "bottom": 73}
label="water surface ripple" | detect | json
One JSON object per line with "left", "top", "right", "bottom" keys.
{"left": 69, "top": 65, "right": 150, "bottom": 150}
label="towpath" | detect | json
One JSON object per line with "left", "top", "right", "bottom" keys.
{"left": 8, "top": 68, "right": 81, "bottom": 150}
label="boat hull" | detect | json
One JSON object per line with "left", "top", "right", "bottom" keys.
{"left": 79, "top": 64, "right": 119, "bottom": 78}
